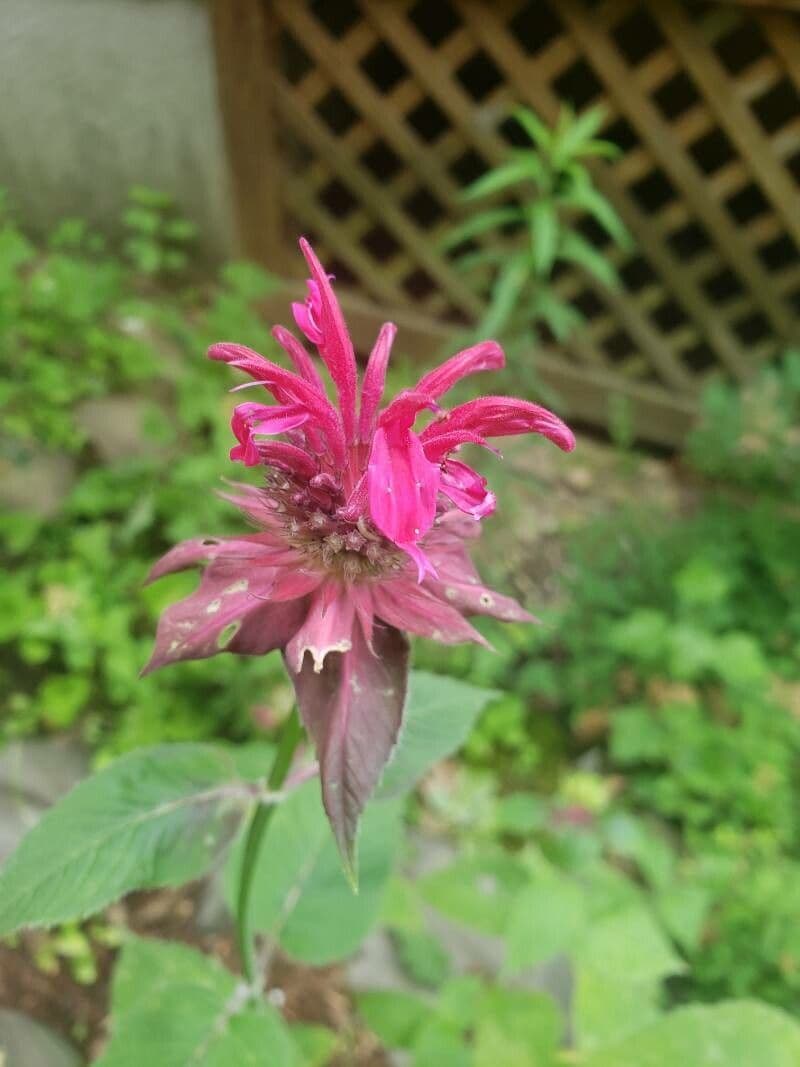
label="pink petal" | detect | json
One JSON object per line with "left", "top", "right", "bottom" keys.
{"left": 367, "top": 425, "right": 439, "bottom": 559}
{"left": 372, "top": 579, "right": 490, "bottom": 646}
{"left": 145, "top": 535, "right": 279, "bottom": 584}
{"left": 423, "top": 576, "right": 536, "bottom": 625}
{"left": 412, "top": 340, "right": 505, "bottom": 401}
{"left": 230, "top": 402, "right": 310, "bottom": 467}
{"left": 422, "top": 396, "right": 576, "bottom": 453}
{"left": 285, "top": 584, "right": 356, "bottom": 674}
{"left": 272, "top": 324, "right": 326, "bottom": 394}
{"left": 439, "top": 458, "right": 496, "bottom": 519}
{"left": 142, "top": 564, "right": 295, "bottom": 675}
{"left": 247, "top": 440, "right": 318, "bottom": 480}
{"left": 209, "top": 342, "right": 346, "bottom": 466}
{"left": 299, "top": 239, "right": 358, "bottom": 442}
{"left": 421, "top": 429, "right": 494, "bottom": 464}
{"left": 359, "top": 322, "right": 396, "bottom": 444}
{"left": 291, "top": 281, "right": 325, "bottom": 347}
{"left": 287, "top": 620, "right": 409, "bottom": 880}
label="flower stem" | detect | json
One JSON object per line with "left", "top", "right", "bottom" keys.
{"left": 236, "top": 708, "right": 304, "bottom": 986}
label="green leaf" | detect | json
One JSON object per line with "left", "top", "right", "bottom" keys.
{"left": 504, "top": 877, "right": 586, "bottom": 973}
{"left": 474, "top": 987, "right": 562, "bottom": 1067}
{"left": 0, "top": 744, "right": 265, "bottom": 935}
{"left": 95, "top": 938, "right": 296, "bottom": 1067}
{"left": 377, "top": 672, "right": 497, "bottom": 798}
{"left": 655, "top": 884, "right": 712, "bottom": 953}
{"left": 574, "top": 965, "right": 661, "bottom": 1052}
{"left": 289, "top": 1023, "right": 340, "bottom": 1067}
{"left": 442, "top": 207, "right": 525, "bottom": 249}
{"left": 412, "top": 1020, "right": 471, "bottom": 1067}
{"left": 230, "top": 780, "right": 402, "bottom": 964}
{"left": 463, "top": 157, "right": 542, "bottom": 201}
{"left": 577, "top": 905, "right": 684, "bottom": 984}
{"left": 561, "top": 184, "right": 631, "bottom": 248}
{"left": 531, "top": 291, "right": 583, "bottom": 340}
{"left": 420, "top": 851, "right": 528, "bottom": 936}
{"left": 553, "top": 106, "right": 607, "bottom": 162}
{"left": 581, "top": 1001, "right": 800, "bottom": 1067}
{"left": 357, "top": 990, "right": 429, "bottom": 1049}
{"left": 529, "top": 199, "right": 559, "bottom": 277}
{"left": 392, "top": 928, "right": 452, "bottom": 988}
{"left": 480, "top": 253, "right": 529, "bottom": 335}
{"left": 558, "top": 231, "right": 619, "bottom": 289}
{"left": 512, "top": 107, "right": 553, "bottom": 151}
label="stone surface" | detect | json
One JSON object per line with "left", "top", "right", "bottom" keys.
{"left": 75, "top": 395, "right": 158, "bottom": 463}
{"left": 0, "top": 738, "right": 89, "bottom": 864}
{"left": 0, "top": 0, "right": 234, "bottom": 260}
{"left": 0, "top": 1008, "right": 82, "bottom": 1067}
{"left": 0, "top": 453, "right": 75, "bottom": 518}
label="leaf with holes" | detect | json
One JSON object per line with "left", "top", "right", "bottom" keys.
{"left": 0, "top": 744, "right": 268, "bottom": 934}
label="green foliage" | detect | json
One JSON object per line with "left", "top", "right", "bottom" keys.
{"left": 122, "top": 186, "right": 198, "bottom": 277}
{"left": 687, "top": 349, "right": 800, "bottom": 502}
{"left": 0, "top": 743, "right": 273, "bottom": 935}
{"left": 0, "top": 195, "right": 286, "bottom": 756}
{"left": 446, "top": 104, "right": 630, "bottom": 343}
{"left": 95, "top": 937, "right": 311, "bottom": 1067}
{"left": 226, "top": 779, "right": 403, "bottom": 965}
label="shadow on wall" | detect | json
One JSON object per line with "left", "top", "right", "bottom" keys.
{"left": 0, "top": 0, "right": 235, "bottom": 261}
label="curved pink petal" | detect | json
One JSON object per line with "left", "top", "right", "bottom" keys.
{"left": 291, "top": 280, "right": 325, "bottom": 347}
{"left": 299, "top": 238, "right": 358, "bottom": 442}
{"left": 272, "top": 323, "right": 326, "bottom": 394}
{"left": 359, "top": 322, "right": 396, "bottom": 444}
{"left": 145, "top": 535, "right": 281, "bottom": 585}
{"left": 423, "top": 576, "right": 536, "bottom": 625}
{"left": 372, "top": 579, "right": 490, "bottom": 646}
{"left": 285, "top": 584, "right": 357, "bottom": 674}
{"left": 439, "top": 458, "right": 496, "bottom": 519}
{"left": 209, "top": 342, "right": 346, "bottom": 466}
{"left": 247, "top": 440, "right": 318, "bottom": 480}
{"left": 230, "top": 402, "right": 310, "bottom": 467}
{"left": 287, "top": 620, "right": 409, "bottom": 880}
{"left": 422, "top": 396, "right": 576, "bottom": 453}
{"left": 366, "top": 425, "right": 439, "bottom": 563}
{"left": 412, "top": 340, "right": 505, "bottom": 401}
{"left": 421, "top": 429, "right": 494, "bottom": 464}
{"left": 142, "top": 564, "right": 287, "bottom": 675}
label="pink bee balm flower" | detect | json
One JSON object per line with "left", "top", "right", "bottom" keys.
{"left": 143, "top": 238, "right": 575, "bottom": 873}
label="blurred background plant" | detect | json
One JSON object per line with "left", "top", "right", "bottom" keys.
{"left": 444, "top": 105, "right": 631, "bottom": 345}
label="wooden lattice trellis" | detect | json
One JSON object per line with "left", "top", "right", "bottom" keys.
{"left": 213, "top": 0, "right": 800, "bottom": 446}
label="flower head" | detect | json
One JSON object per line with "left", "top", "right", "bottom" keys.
{"left": 144, "top": 238, "right": 575, "bottom": 874}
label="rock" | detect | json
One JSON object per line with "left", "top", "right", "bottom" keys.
{"left": 0, "top": 1008, "right": 82, "bottom": 1067}
{"left": 0, "top": 453, "right": 75, "bottom": 518}
{"left": 0, "top": 738, "right": 89, "bottom": 864}
{"left": 74, "top": 395, "right": 157, "bottom": 462}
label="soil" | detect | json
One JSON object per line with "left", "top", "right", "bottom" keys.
{"left": 0, "top": 885, "right": 389, "bottom": 1066}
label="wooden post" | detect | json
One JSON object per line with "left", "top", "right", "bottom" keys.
{"left": 210, "top": 0, "right": 284, "bottom": 268}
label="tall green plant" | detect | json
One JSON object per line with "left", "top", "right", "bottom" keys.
{"left": 445, "top": 105, "right": 631, "bottom": 341}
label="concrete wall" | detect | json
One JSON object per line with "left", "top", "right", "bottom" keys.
{"left": 0, "top": 0, "right": 235, "bottom": 260}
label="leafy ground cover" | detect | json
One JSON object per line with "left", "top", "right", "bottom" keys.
{"left": 2, "top": 196, "right": 800, "bottom": 1064}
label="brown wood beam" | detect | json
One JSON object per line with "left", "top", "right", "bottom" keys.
{"left": 210, "top": 0, "right": 285, "bottom": 269}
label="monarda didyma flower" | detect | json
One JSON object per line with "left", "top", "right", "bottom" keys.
{"left": 144, "top": 238, "right": 575, "bottom": 871}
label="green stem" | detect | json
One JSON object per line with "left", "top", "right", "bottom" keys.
{"left": 236, "top": 708, "right": 304, "bottom": 985}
